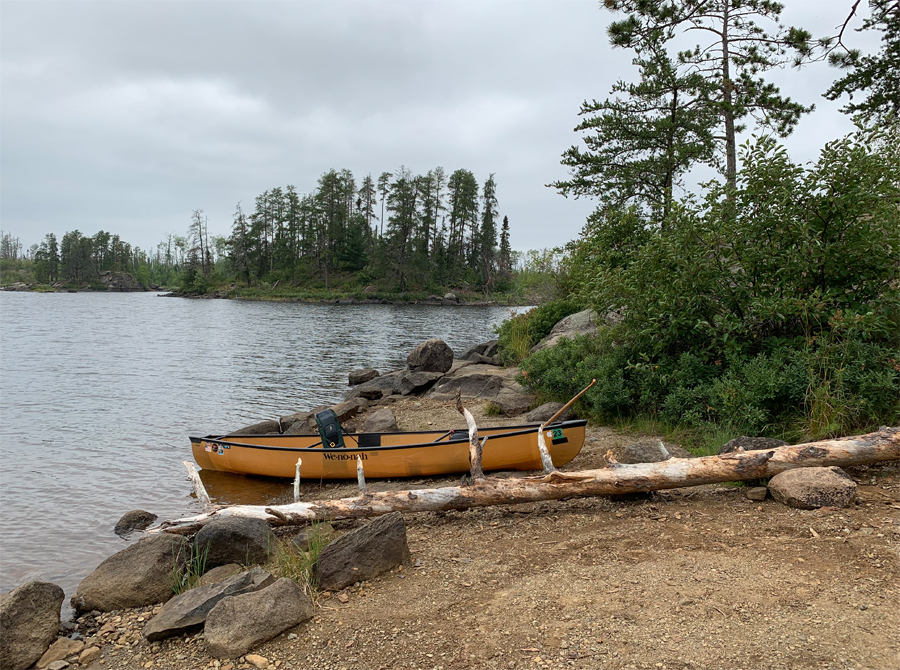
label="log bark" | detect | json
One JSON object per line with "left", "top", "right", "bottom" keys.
{"left": 182, "top": 461, "right": 211, "bottom": 510}
{"left": 155, "top": 427, "right": 899, "bottom": 535}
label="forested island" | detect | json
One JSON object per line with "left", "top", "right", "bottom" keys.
{"left": 0, "top": 168, "right": 528, "bottom": 302}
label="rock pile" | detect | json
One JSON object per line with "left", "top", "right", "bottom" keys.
{"left": 230, "top": 337, "right": 536, "bottom": 436}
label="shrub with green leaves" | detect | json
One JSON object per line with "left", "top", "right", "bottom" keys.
{"left": 495, "top": 298, "right": 584, "bottom": 365}
{"left": 520, "top": 127, "right": 899, "bottom": 439}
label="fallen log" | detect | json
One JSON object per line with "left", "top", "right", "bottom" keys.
{"left": 152, "top": 426, "right": 899, "bottom": 535}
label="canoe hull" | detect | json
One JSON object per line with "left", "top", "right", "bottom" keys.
{"left": 190, "top": 420, "right": 587, "bottom": 479}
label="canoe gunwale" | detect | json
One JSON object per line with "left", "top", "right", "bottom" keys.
{"left": 190, "top": 419, "right": 587, "bottom": 455}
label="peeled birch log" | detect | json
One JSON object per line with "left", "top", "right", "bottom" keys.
{"left": 152, "top": 427, "right": 900, "bottom": 535}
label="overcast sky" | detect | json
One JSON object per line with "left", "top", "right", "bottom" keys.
{"left": 0, "top": 0, "right": 877, "bottom": 255}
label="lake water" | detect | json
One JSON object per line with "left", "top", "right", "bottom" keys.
{"left": 0, "top": 291, "right": 517, "bottom": 607}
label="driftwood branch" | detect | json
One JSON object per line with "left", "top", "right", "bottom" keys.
{"left": 154, "top": 427, "right": 900, "bottom": 535}
{"left": 456, "top": 389, "right": 485, "bottom": 480}
{"left": 182, "top": 461, "right": 211, "bottom": 510}
{"left": 293, "top": 458, "right": 302, "bottom": 503}
{"left": 538, "top": 379, "right": 597, "bottom": 473}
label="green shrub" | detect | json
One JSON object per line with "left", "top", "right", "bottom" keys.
{"left": 518, "top": 128, "right": 899, "bottom": 440}
{"left": 496, "top": 298, "right": 584, "bottom": 365}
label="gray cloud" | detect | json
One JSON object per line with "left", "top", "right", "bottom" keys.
{"left": 0, "top": 0, "right": 879, "bottom": 255}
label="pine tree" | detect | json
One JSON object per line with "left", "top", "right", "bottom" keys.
{"left": 606, "top": 0, "right": 819, "bottom": 188}
{"left": 230, "top": 202, "right": 251, "bottom": 287}
{"left": 825, "top": 0, "right": 900, "bottom": 125}
{"left": 553, "top": 34, "right": 717, "bottom": 222}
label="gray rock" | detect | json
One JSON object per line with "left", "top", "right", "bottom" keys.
{"left": 71, "top": 534, "right": 186, "bottom": 613}
{"left": 45, "top": 662, "right": 68, "bottom": 670}
{"left": 35, "top": 638, "right": 83, "bottom": 669}
{"left": 279, "top": 411, "right": 312, "bottom": 432}
{"left": 745, "top": 487, "right": 769, "bottom": 501}
{"left": 719, "top": 436, "right": 788, "bottom": 454}
{"left": 492, "top": 388, "right": 535, "bottom": 417}
{"left": 443, "top": 292, "right": 457, "bottom": 302}
{"left": 0, "top": 581, "right": 64, "bottom": 670}
{"left": 396, "top": 370, "right": 443, "bottom": 396}
{"left": 194, "top": 517, "right": 276, "bottom": 570}
{"left": 429, "top": 365, "right": 506, "bottom": 401}
{"left": 619, "top": 440, "right": 692, "bottom": 464}
{"left": 231, "top": 419, "right": 282, "bottom": 436}
{"left": 768, "top": 467, "right": 857, "bottom": 510}
{"left": 197, "top": 564, "right": 243, "bottom": 587}
{"left": 283, "top": 417, "right": 316, "bottom": 435}
{"left": 525, "top": 402, "right": 568, "bottom": 424}
{"left": 348, "top": 368, "right": 380, "bottom": 386}
{"left": 344, "top": 372, "right": 404, "bottom": 400}
{"left": 330, "top": 398, "right": 368, "bottom": 422}
{"left": 78, "top": 647, "right": 100, "bottom": 666}
{"left": 462, "top": 340, "right": 499, "bottom": 361}
{"left": 204, "top": 578, "right": 314, "bottom": 658}
{"left": 406, "top": 339, "right": 454, "bottom": 374}
{"left": 531, "top": 309, "right": 599, "bottom": 353}
{"left": 314, "top": 512, "right": 412, "bottom": 591}
{"left": 363, "top": 408, "right": 399, "bottom": 433}
{"left": 143, "top": 568, "right": 273, "bottom": 641}
{"left": 114, "top": 510, "right": 158, "bottom": 537}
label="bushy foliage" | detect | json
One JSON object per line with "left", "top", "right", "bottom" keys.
{"left": 520, "top": 128, "right": 899, "bottom": 439}
{"left": 496, "top": 298, "right": 584, "bottom": 365}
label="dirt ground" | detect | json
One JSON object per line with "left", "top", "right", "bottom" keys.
{"left": 74, "top": 397, "right": 900, "bottom": 670}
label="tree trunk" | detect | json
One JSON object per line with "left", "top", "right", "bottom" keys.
{"left": 154, "top": 427, "right": 899, "bottom": 535}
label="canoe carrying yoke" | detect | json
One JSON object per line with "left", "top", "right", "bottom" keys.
{"left": 315, "top": 409, "right": 345, "bottom": 449}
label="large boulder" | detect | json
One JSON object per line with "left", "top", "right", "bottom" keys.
{"left": 348, "top": 368, "right": 380, "bottom": 386}
{"left": 429, "top": 364, "right": 506, "bottom": 401}
{"left": 531, "top": 309, "right": 621, "bottom": 353}
{"left": 314, "top": 512, "right": 411, "bottom": 591}
{"left": 71, "top": 534, "right": 186, "bottom": 613}
{"left": 719, "top": 436, "right": 788, "bottom": 454}
{"left": 406, "top": 339, "right": 454, "bottom": 374}
{"left": 143, "top": 568, "right": 274, "bottom": 642}
{"left": 194, "top": 517, "right": 276, "bottom": 570}
{"left": 231, "top": 419, "right": 281, "bottom": 436}
{"left": 0, "top": 581, "right": 65, "bottom": 670}
{"left": 363, "top": 408, "right": 399, "bottom": 433}
{"left": 204, "top": 578, "right": 314, "bottom": 658}
{"left": 768, "top": 467, "right": 857, "bottom": 509}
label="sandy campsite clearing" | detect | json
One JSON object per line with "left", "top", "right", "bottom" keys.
{"left": 73, "top": 397, "right": 900, "bottom": 670}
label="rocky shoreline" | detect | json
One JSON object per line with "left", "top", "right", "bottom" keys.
{"left": 2, "top": 325, "right": 898, "bottom": 670}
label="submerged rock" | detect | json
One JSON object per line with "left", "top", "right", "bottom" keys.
{"left": 114, "top": 510, "right": 158, "bottom": 537}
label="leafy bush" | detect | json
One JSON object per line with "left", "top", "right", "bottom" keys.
{"left": 495, "top": 298, "right": 584, "bottom": 365}
{"left": 519, "top": 128, "right": 900, "bottom": 439}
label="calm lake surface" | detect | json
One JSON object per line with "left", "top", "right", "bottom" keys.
{"left": 0, "top": 292, "right": 518, "bottom": 607}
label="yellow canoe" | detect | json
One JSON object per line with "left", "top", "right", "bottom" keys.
{"left": 190, "top": 419, "right": 586, "bottom": 479}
